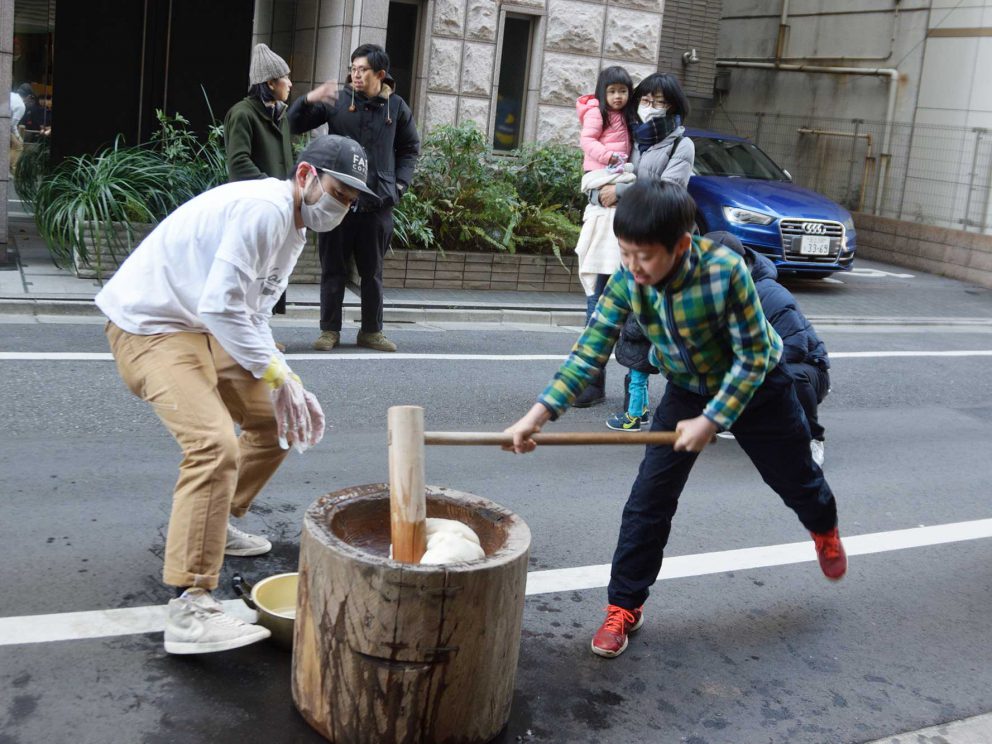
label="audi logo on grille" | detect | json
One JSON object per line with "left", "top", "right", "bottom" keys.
{"left": 803, "top": 222, "right": 827, "bottom": 234}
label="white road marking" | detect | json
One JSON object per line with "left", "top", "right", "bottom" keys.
{"left": 864, "top": 712, "right": 992, "bottom": 744}
{"left": 848, "top": 267, "right": 915, "bottom": 279}
{"left": 2, "top": 350, "right": 992, "bottom": 362}
{"left": 2, "top": 518, "right": 991, "bottom": 647}
{"left": 525, "top": 517, "right": 992, "bottom": 595}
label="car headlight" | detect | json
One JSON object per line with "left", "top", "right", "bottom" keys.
{"left": 722, "top": 206, "right": 774, "bottom": 226}
{"left": 842, "top": 216, "right": 855, "bottom": 231}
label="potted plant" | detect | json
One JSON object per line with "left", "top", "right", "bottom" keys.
{"left": 32, "top": 111, "right": 226, "bottom": 280}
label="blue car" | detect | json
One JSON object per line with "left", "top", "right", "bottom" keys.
{"left": 686, "top": 129, "right": 856, "bottom": 277}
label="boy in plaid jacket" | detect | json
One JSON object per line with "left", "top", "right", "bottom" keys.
{"left": 504, "top": 180, "right": 846, "bottom": 658}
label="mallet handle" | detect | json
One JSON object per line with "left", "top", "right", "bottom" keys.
{"left": 424, "top": 431, "right": 679, "bottom": 446}
{"left": 389, "top": 406, "right": 427, "bottom": 563}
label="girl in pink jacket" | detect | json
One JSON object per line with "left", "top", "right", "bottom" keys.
{"left": 571, "top": 66, "right": 635, "bottom": 407}
{"left": 577, "top": 66, "right": 635, "bottom": 173}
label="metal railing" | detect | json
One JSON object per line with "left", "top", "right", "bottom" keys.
{"left": 693, "top": 110, "right": 992, "bottom": 234}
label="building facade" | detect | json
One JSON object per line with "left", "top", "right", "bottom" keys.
{"left": 713, "top": 0, "right": 992, "bottom": 232}
{"left": 252, "top": 0, "right": 722, "bottom": 149}
{"left": 0, "top": 0, "right": 724, "bottom": 252}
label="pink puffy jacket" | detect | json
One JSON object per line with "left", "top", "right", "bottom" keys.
{"left": 577, "top": 94, "right": 631, "bottom": 172}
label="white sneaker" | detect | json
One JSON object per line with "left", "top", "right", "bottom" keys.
{"left": 225, "top": 522, "right": 272, "bottom": 556}
{"left": 810, "top": 439, "right": 825, "bottom": 467}
{"left": 716, "top": 431, "right": 735, "bottom": 440}
{"left": 164, "top": 588, "right": 271, "bottom": 654}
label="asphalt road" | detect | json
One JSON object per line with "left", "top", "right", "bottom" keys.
{"left": 2, "top": 300, "right": 992, "bottom": 742}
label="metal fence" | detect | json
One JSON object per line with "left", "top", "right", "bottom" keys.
{"left": 694, "top": 109, "right": 992, "bottom": 234}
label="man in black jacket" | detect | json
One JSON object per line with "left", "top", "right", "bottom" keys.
{"left": 288, "top": 43, "right": 421, "bottom": 352}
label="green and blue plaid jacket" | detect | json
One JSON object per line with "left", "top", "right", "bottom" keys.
{"left": 539, "top": 237, "right": 783, "bottom": 429}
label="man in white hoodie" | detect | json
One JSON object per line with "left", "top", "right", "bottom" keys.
{"left": 96, "top": 135, "right": 375, "bottom": 654}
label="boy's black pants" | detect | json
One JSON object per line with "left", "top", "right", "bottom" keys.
{"left": 607, "top": 366, "right": 838, "bottom": 610}
{"left": 786, "top": 361, "right": 829, "bottom": 441}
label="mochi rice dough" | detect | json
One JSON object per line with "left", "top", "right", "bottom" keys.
{"left": 419, "top": 518, "right": 485, "bottom": 564}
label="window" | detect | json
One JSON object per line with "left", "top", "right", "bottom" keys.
{"left": 493, "top": 15, "right": 533, "bottom": 151}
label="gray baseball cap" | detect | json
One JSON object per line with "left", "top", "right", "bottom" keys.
{"left": 297, "top": 134, "right": 376, "bottom": 197}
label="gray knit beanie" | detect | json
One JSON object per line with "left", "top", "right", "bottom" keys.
{"left": 249, "top": 44, "right": 290, "bottom": 86}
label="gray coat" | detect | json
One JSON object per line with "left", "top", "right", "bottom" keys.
{"left": 589, "top": 127, "right": 696, "bottom": 204}
{"left": 634, "top": 127, "right": 694, "bottom": 186}
{"left": 614, "top": 126, "right": 695, "bottom": 202}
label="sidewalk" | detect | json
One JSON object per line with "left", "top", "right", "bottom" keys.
{"left": 4, "top": 214, "right": 992, "bottom": 327}
{"left": 0, "top": 216, "right": 589, "bottom": 326}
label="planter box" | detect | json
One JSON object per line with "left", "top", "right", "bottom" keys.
{"left": 313, "top": 249, "right": 585, "bottom": 292}
{"left": 73, "top": 222, "right": 155, "bottom": 280}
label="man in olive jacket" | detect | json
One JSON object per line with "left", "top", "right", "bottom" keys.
{"left": 224, "top": 43, "right": 294, "bottom": 183}
{"left": 288, "top": 43, "right": 420, "bottom": 352}
{"left": 224, "top": 43, "right": 295, "bottom": 323}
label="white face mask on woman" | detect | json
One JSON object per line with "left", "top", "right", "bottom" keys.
{"left": 638, "top": 103, "right": 668, "bottom": 123}
{"left": 300, "top": 171, "right": 350, "bottom": 233}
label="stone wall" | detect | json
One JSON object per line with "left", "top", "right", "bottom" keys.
{"left": 853, "top": 212, "right": 992, "bottom": 289}
{"left": 422, "top": 0, "right": 667, "bottom": 146}
{"left": 258, "top": 0, "right": 723, "bottom": 147}
{"left": 291, "top": 247, "right": 584, "bottom": 292}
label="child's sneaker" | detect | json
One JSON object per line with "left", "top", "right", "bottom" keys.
{"left": 606, "top": 152, "right": 628, "bottom": 174}
{"left": 606, "top": 412, "right": 642, "bottom": 431}
{"left": 591, "top": 604, "right": 644, "bottom": 658}
{"left": 811, "top": 527, "right": 847, "bottom": 580}
{"left": 640, "top": 407, "right": 650, "bottom": 424}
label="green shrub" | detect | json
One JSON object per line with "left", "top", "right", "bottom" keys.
{"left": 393, "top": 122, "right": 584, "bottom": 258}
{"left": 499, "top": 141, "right": 585, "bottom": 222}
{"left": 152, "top": 110, "right": 227, "bottom": 199}
{"left": 13, "top": 137, "right": 50, "bottom": 209}
{"left": 392, "top": 190, "right": 434, "bottom": 249}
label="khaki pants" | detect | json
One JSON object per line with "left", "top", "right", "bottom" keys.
{"left": 9, "top": 131, "right": 22, "bottom": 174}
{"left": 106, "top": 323, "right": 289, "bottom": 590}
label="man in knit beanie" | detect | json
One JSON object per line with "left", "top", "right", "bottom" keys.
{"left": 225, "top": 43, "right": 295, "bottom": 347}
{"left": 249, "top": 43, "right": 290, "bottom": 86}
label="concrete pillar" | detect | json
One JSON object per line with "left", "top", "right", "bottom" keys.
{"left": 0, "top": 0, "right": 12, "bottom": 265}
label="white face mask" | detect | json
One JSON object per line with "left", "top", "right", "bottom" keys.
{"left": 300, "top": 172, "right": 350, "bottom": 233}
{"left": 638, "top": 104, "right": 668, "bottom": 123}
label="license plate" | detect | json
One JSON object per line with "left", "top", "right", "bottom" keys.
{"left": 800, "top": 236, "right": 831, "bottom": 255}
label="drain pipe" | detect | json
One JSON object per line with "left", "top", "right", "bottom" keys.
{"left": 715, "top": 60, "right": 899, "bottom": 214}
{"left": 775, "top": 0, "right": 790, "bottom": 62}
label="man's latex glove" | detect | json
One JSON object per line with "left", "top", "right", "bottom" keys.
{"left": 271, "top": 378, "right": 310, "bottom": 453}
{"left": 302, "top": 390, "right": 326, "bottom": 447}
{"left": 264, "top": 353, "right": 326, "bottom": 453}
{"left": 261, "top": 356, "right": 299, "bottom": 390}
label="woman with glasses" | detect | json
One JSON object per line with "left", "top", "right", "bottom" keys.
{"left": 594, "top": 73, "right": 697, "bottom": 432}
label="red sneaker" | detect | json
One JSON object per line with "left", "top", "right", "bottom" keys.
{"left": 811, "top": 527, "right": 847, "bottom": 580}
{"left": 591, "top": 604, "right": 644, "bottom": 658}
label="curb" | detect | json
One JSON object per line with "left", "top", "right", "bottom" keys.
{"left": 2, "top": 298, "right": 992, "bottom": 329}
{"left": 0, "top": 298, "right": 588, "bottom": 327}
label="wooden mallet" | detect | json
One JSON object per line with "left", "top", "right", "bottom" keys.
{"left": 387, "top": 405, "right": 679, "bottom": 563}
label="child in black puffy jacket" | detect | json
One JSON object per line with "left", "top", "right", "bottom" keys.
{"left": 606, "top": 313, "right": 660, "bottom": 431}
